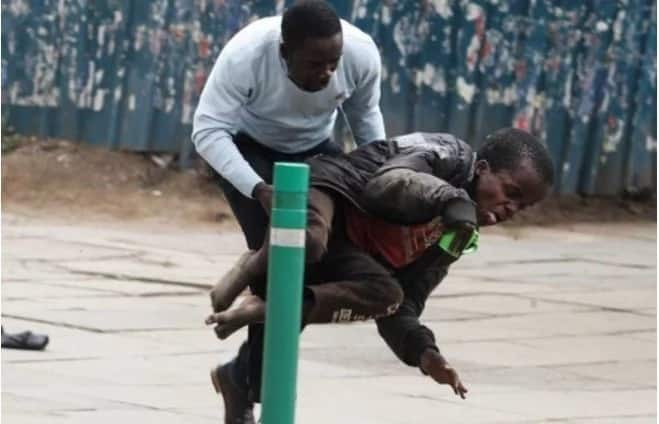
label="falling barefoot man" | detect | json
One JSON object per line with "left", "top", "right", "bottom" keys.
{"left": 206, "top": 128, "right": 554, "bottom": 411}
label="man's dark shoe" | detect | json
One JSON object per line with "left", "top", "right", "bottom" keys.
{"left": 211, "top": 363, "right": 255, "bottom": 424}
{"left": 1, "top": 327, "right": 49, "bottom": 350}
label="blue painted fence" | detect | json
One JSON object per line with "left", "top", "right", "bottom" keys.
{"left": 2, "top": 0, "right": 656, "bottom": 195}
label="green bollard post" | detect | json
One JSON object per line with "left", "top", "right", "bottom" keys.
{"left": 261, "top": 162, "right": 309, "bottom": 424}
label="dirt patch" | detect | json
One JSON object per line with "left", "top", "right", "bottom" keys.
{"left": 2, "top": 136, "right": 233, "bottom": 227}
{"left": 508, "top": 192, "right": 656, "bottom": 227}
{"left": 1, "top": 136, "right": 655, "bottom": 227}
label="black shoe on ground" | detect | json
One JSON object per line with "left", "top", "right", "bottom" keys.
{"left": 211, "top": 363, "right": 255, "bottom": 424}
{"left": 1, "top": 327, "right": 49, "bottom": 350}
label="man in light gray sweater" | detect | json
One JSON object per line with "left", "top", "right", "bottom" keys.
{"left": 191, "top": 1, "right": 385, "bottom": 422}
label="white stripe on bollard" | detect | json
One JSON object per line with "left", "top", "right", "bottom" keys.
{"left": 270, "top": 228, "right": 306, "bottom": 248}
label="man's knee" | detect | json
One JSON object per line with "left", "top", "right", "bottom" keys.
{"left": 304, "top": 188, "right": 334, "bottom": 263}
{"left": 305, "top": 227, "right": 329, "bottom": 264}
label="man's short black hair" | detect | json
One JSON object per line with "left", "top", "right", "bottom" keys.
{"left": 281, "top": 0, "right": 342, "bottom": 50}
{"left": 477, "top": 128, "right": 555, "bottom": 186}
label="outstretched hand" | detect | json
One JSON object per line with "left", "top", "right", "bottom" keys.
{"left": 420, "top": 349, "right": 468, "bottom": 399}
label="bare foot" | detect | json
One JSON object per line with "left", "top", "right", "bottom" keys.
{"left": 205, "top": 294, "right": 265, "bottom": 339}
{"left": 209, "top": 251, "right": 255, "bottom": 313}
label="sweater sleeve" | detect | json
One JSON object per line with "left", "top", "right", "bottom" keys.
{"left": 191, "top": 51, "right": 263, "bottom": 198}
{"left": 340, "top": 38, "right": 386, "bottom": 146}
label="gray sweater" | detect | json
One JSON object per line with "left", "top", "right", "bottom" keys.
{"left": 192, "top": 16, "right": 385, "bottom": 198}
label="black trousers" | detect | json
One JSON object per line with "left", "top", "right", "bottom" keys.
{"left": 216, "top": 132, "right": 342, "bottom": 402}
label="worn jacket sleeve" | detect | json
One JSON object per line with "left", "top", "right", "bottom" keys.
{"left": 361, "top": 151, "right": 473, "bottom": 224}
{"left": 376, "top": 252, "right": 449, "bottom": 367}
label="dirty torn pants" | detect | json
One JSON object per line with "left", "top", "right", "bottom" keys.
{"left": 215, "top": 132, "right": 345, "bottom": 402}
{"left": 244, "top": 203, "right": 403, "bottom": 402}
{"left": 216, "top": 135, "right": 402, "bottom": 402}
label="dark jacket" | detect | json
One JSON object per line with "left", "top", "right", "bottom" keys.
{"left": 309, "top": 132, "right": 475, "bottom": 223}
{"left": 308, "top": 132, "right": 477, "bottom": 367}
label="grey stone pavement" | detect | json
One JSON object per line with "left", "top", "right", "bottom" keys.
{"left": 1, "top": 213, "right": 656, "bottom": 423}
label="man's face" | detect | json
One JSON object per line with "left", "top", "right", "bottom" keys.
{"left": 473, "top": 158, "right": 549, "bottom": 226}
{"left": 282, "top": 33, "right": 343, "bottom": 92}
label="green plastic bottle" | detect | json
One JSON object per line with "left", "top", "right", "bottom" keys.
{"left": 437, "top": 228, "right": 480, "bottom": 258}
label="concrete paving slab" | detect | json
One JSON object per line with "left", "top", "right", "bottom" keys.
{"left": 461, "top": 364, "right": 639, "bottom": 392}
{"left": 119, "top": 327, "right": 247, "bottom": 355}
{"left": 2, "top": 236, "right": 135, "bottom": 261}
{"left": 509, "top": 271, "right": 657, "bottom": 290}
{"left": 47, "top": 382, "right": 220, "bottom": 411}
{"left": 454, "top": 261, "right": 654, "bottom": 283}
{"left": 56, "top": 258, "right": 222, "bottom": 287}
{"left": 548, "top": 359, "right": 657, "bottom": 388}
{"left": 2, "top": 281, "right": 113, "bottom": 300}
{"left": 3, "top": 295, "right": 208, "bottom": 332}
{"left": 427, "top": 293, "right": 592, "bottom": 316}
{"left": 442, "top": 310, "right": 656, "bottom": 339}
{"left": 439, "top": 333, "right": 655, "bottom": 369}
{"left": 0, "top": 316, "right": 218, "bottom": 361}
{"left": 626, "top": 329, "right": 657, "bottom": 342}
{"left": 471, "top": 387, "right": 656, "bottom": 422}
{"left": 1, "top": 390, "right": 117, "bottom": 414}
{"left": 2, "top": 277, "right": 204, "bottom": 301}
{"left": 561, "top": 417, "right": 657, "bottom": 424}
{"left": 9, "top": 355, "right": 204, "bottom": 387}
{"left": 531, "top": 289, "right": 657, "bottom": 311}
{"left": 4, "top": 409, "right": 218, "bottom": 424}
{"left": 1, "top": 261, "right": 81, "bottom": 282}
{"left": 10, "top": 278, "right": 204, "bottom": 296}
{"left": 3, "top": 307, "right": 201, "bottom": 333}
{"left": 435, "top": 276, "right": 583, "bottom": 295}
{"left": 2, "top": 218, "right": 655, "bottom": 423}
{"left": 296, "top": 375, "right": 531, "bottom": 424}
{"left": 509, "top": 334, "right": 655, "bottom": 365}
{"left": 1, "top": 219, "right": 246, "bottom": 256}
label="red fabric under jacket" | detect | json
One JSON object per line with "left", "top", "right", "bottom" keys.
{"left": 344, "top": 204, "right": 445, "bottom": 269}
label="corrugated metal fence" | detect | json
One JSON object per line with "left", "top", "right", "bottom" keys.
{"left": 2, "top": 0, "right": 656, "bottom": 195}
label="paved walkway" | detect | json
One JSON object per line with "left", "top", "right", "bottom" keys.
{"left": 1, "top": 214, "right": 656, "bottom": 423}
